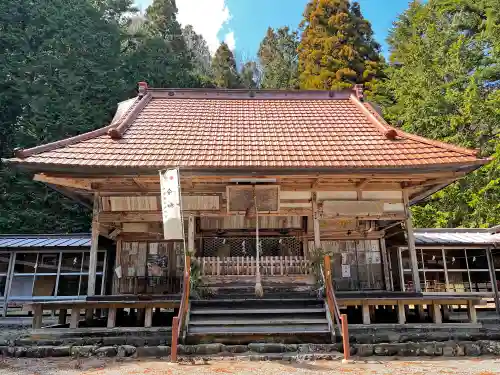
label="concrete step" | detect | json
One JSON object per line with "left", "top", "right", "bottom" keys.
{"left": 190, "top": 307, "right": 325, "bottom": 315}
{"left": 189, "top": 318, "right": 328, "bottom": 326}
{"left": 189, "top": 324, "right": 330, "bottom": 335}
{"left": 191, "top": 298, "right": 324, "bottom": 309}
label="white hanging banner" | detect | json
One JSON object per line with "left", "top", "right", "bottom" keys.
{"left": 159, "top": 169, "right": 184, "bottom": 240}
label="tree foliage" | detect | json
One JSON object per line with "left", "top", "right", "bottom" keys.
{"left": 212, "top": 42, "right": 242, "bottom": 88}
{"left": 380, "top": 0, "right": 500, "bottom": 228}
{"left": 258, "top": 27, "right": 299, "bottom": 89}
{"left": 298, "top": 0, "right": 385, "bottom": 91}
{"left": 0, "top": 0, "right": 212, "bottom": 233}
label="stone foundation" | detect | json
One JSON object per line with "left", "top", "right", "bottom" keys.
{"left": 1, "top": 340, "right": 500, "bottom": 359}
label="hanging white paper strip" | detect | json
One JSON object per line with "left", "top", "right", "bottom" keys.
{"left": 159, "top": 169, "right": 184, "bottom": 240}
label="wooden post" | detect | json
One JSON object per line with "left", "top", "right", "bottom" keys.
{"left": 171, "top": 317, "right": 179, "bottom": 362}
{"left": 362, "top": 303, "right": 370, "bottom": 324}
{"left": 86, "top": 194, "right": 100, "bottom": 320}
{"left": 144, "top": 307, "right": 153, "bottom": 328}
{"left": 467, "top": 301, "right": 477, "bottom": 324}
{"left": 32, "top": 305, "right": 43, "bottom": 329}
{"left": 70, "top": 308, "right": 80, "bottom": 328}
{"left": 58, "top": 309, "right": 67, "bottom": 325}
{"left": 380, "top": 238, "right": 391, "bottom": 291}
{"left": 486, "top": 248, "right": 500, "bottom": 316}
{"left": 442, "top": 248, "right": 450, "bottom": 292}
{"left": 431, "top": 303, "right": 442, "bottom": 324}
{"left": 403, "top": 190, "right": 421, "bottom": 292}
{"left": 188, "top": 215, "right": 195, "bottom": 256}
{"left": 107, "top": 308, "right": 117, "bottom": 328}
{"left": 397, "top": 247, "right": 405, "bottom": 291}
{"left": 397, "top": 301, "right": 406, "bottom": 324}
{"left": 341, "top": 314, "right": 350, "bottom": 363}
{"left": 312, "top": 193, "right": 321, "bottom": 249}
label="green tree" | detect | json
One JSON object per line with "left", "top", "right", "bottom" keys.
{"left": 0, "top": 0, "right": 127, "bottom": 233}
{"left": 182, "top": 25, "right": 212, "bottom": 78}
{"left": 240, "top": 61, "right": 258, "bottom": 89}
{"left": 298, "top": 0, "right": 384, "bottom": 91}
{"left": 121, "top": 0, "right": 197, "bottom": 91}
{"left": 381, "top": 0, "right": 500, "bottom": 228}
{"left": 258, "top": 26, "right": 299, "bottom": 89}
{"left": 212, "top": 42, "right": 241, "bottom": 88}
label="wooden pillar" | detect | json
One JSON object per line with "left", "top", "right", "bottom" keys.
{"left": 86, "top": 194, "right": 100, "bottom": 319}
{"left": 486, "top": 248, "right": 500, "bottom": 316}
{"left": 467, "top": 301, "right": 477, "bottom": 324}
{"left": 87, "top": 194, "right": 100, "bottom": 297}
{"left": 70, "top": 308, "right": 80, "bottom": 328}
{"left": 403, "top": 190, "right": 421, "bottom": 292}
{"left": 32, "top": 305, "right": 43, "bottom": 329}
{"left": 144, "top": 307, "right": 153, "bottom": 328}
{"left": 107, "top": 308, "right": 117, "bottom": 328}
{"left": 397, "top": 302, "right": 406, "bottom": 324}
{"left": 312, "top": 193, "right": 321, "bottom": 249}
{"left": 431, "top": 303, "right": 442, "bottom": 324}
{"left": 188, "top": 215, "right": 195, "bottom": 256}
{"left": 362, "top": 303, "right": 370, "bottom": 325}
{"left": 442, "top": 248, "right": 450, "bottom": 292}
{"left": 380, "top": 238, "right": 391, "bottom": 291}
{"left": 397, "top": 247, "right": 405, "bottom": 291}
{"left": 58, "top": 309, "right": 67, "bottom": 325}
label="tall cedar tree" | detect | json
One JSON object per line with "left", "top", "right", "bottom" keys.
{"left": 1, "top": 0, "right": 210, "bottom": 233}
{"left": 240, "top": 61, "right": 258, "bottom": 89}
{"left": 298, "top": 0, "right": 384, "bottom": 91}
{"left": 212, "top": 42, "right": 242, "bottom": 88}
{"left": 121, "top": 0, "right": 194, "bottom": 89}
{"left": 0, "top": 0, "right": 129, "bottom": 233}
{"left": 182, "top": 25, "right": 212, "bottom": 78}
{"left": 381, "top": 0, "right": 500, "bottom": 228}
{"left": 258, "top": 27, "right": 299, "bottom": 89}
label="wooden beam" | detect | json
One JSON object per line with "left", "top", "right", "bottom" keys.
{"left": 34, "top": 174, "right": 92, "bottom": 190}
{"left": 98, "top": 208, "right": 313, "bottom": 223}
{"left": 356, "top": 178, "right": 371, "bottom": 190}
{"left": 403, "top": 190, "right": 421, "bottom": 292}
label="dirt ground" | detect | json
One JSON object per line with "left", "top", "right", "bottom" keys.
{"left": 0, "top": 357, "right": 499, "bottom": 375}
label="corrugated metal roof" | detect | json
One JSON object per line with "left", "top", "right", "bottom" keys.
{"left": 414, "top": 229, "right": 500, "bottom": 246}
{"left": 0, "top": 234, "right": 91, "bottom": 248}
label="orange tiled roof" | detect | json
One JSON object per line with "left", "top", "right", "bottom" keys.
{"left": 7, "top": 87, "right": 487, "bottom": 171}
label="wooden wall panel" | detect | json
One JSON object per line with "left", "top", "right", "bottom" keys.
{"left": 109, "top": 196, "right": 158, "bottom": 211}
{"left": 322, "top": 200, "right": 384, "bottom": 216}
{"left": 182, "top": 195, "right": 219, "bottom": 210}
{"left": 383, "top": 203, "right": 405, "bottom": 212}
{"left": 362, "top": 191, "right": 403, "bottom": 200}
{"left": 317, "top": 191, "right": 357, "bottom": 200}
{"left": 280, "top": 191, "right": 311, "bottom": 200}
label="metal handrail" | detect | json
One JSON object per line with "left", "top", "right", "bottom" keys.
{"left": 171, "top": 256, "right": 191, "bottom": 362}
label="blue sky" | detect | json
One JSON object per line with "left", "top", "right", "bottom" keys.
{"left": 136, "top": 0, "right": 412, "bottom": 59}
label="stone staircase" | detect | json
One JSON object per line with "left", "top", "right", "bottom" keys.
{"left": 186, "top": 290, "right": 332, "bottom": 345}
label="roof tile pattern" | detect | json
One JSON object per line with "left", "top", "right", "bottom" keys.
{"left": 13, "top": 93, "right": 482, "bottom": 169}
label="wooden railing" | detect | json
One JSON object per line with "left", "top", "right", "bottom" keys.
{"left": 323, "top": 255, "right": 350, "bottom": 361}
{"left": 323, "top": 255, "right": 342, "bottom": 331}
{"left": 171, "top": 256, "right": 190, "bottom": 362}
{"left": 199, "top": 256, "right": 312, "bottom": 276}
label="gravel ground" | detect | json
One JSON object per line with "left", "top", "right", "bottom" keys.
{"left": 0, "top": 357, "right": 499, "bottom": 375}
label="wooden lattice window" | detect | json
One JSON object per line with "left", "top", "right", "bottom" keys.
{"left": 226, "top": 185, "right": 280, "bottom": 213}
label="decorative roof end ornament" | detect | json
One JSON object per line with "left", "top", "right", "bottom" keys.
{"left": 353, "top": 84, "right": 364, "bottom": 101}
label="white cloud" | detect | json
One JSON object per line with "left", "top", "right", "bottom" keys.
{"left": 176, "top": 0, "right": 234, "bottom": 54}
{"left": 224, "top": 31, "right": 236, "bottom": 51}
